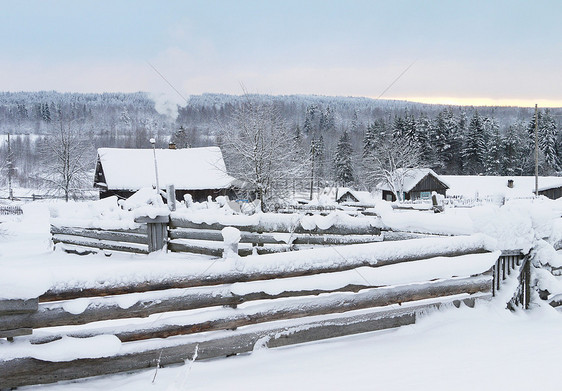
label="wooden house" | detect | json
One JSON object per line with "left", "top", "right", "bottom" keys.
{"left": 93, "top": 147, "right": 239, "bottom": 202}
{"left": 378, "top": 168, "right": 449, "bottom": 202}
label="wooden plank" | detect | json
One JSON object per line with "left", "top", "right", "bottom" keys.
{"left": 30, "top": 275, "right": 492, "bottom": 344}
{"left": 0, "top": 296, "right": 484, "bottom": 389}
{"left": 52, "top": 235, "right": 149, "bottom": 255}
{"left": 0, "top": 298, "right": 38, "bottom": 315}
{"left": 50, "top": 226, "right": 147, "bottom": 245}
{"left": 40, "top": 246, "right": 492, "bottom": 302}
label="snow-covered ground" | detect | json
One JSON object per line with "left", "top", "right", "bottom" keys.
{"left": 2, "top": 198, "right": 562, "bottom": 390}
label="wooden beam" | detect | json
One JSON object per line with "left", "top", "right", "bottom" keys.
{"left": 169, "top": 217, "right": 381, "bottom": 236}
{"left": 52, "top": 235, "right": 149, "bottom": 255}
{"left": 0, "top": 299, "right": 38, "bottom": 315}
{"left": 40, "top": 246, "right": 492, "bottom": 302}
{"left": 30, "top": 275, "right": 491, "bottom": 344}
{"left": 0, "top": 328, "right": 32, "bottom": 339}
{"left": 169, "top": 228, "right": 381, "bottom": 245}
{"left": 50, "top": 226, "right": 147, "bottom": 245}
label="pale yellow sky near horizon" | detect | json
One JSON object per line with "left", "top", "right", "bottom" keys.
{"left": 391, "top": 97, "right": 562, "bottom": 109}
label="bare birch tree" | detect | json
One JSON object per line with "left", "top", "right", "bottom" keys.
{"left": 219, "top": 96, "right": 308, "bottom": 211}
{"left": 37, "top": 118, "right": 93, "bottom": 201}
{"left": 364, "top": 137, "right": 421, "bottom": 202}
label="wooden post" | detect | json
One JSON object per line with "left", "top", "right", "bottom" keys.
{"left": 502, "top": 257, "right": 506, "bottom": 280}
{"left": 496, "top": 260, "right": 501, "bottom": 291}
{"left": 135, "top": 215, "right": 169, "bottom": 253}
{"left": 221, "top": 227, "right": 240, "bottom": 259}
{"left": 166, "top": 184, "right": 176, "bottom": 212}
{"left": 524, "top": 259, "right": 531, "bottom": 309}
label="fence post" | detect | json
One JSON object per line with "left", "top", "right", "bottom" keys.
{"left": 222, "top": 227, "right": 241, "bottom": 259}
{"left": 523, "top": 259, "right": 531, "bottom": 310}
{"left": 134, "top": 215, "right": 169, "bottom": 252}
{"left": 166, "top": 184, "right": 176, "bottom": 212}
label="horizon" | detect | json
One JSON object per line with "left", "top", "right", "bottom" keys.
{"left": 2, "top": 89, "right": 561, "bottom": 110}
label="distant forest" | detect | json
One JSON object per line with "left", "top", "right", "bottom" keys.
{"left": 0, "top": 91, "right": 560, "bottom": 192}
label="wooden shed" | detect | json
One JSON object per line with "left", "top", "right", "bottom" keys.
{"left": 378, "top": 168, "right": 449, "bottom": 202}
{"left": 334, "top": 188, "right": 376, "bottom": 205}
{"left": 93, "top": 147, "right": 239, "bottom": 202}
{"left": 538, "top": 183, "right": 562, "bottom": 200}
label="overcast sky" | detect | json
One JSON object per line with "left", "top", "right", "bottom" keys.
{"left": 2, "top": 0, "right": 562, "bottom": 107}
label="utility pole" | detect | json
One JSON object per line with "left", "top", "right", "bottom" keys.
{"left": 150, "top": 138, "right": 160, "bottom": 195}
{"left": 7, "top": 133, "right": 13, "bottom": 201}
{"left": 534, "top": 104, "right": 539, "bottom": 197}
{"left": 309, "top": 141, "right": 315, "bottom": 201}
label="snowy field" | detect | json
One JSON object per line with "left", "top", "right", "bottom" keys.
{"left": 2, "top": 198, "right": 562, "bottom": 390}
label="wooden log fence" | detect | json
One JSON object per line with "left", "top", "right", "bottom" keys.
{"left": 50, "top": 214, "right": 383, "bottom": 257}
{"left": 1, "top": 241, "right": 509, "bottom": 389}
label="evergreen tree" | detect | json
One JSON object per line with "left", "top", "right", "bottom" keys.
{"left": 431, "top": 111, "right": 452, "bottom": 171}
{"left": 462, "top": 112, "right": 487, "bottom": 174}
{"left": 334, "top": 130, "right": 354, "bottom": 185}
{"left": 484, "top": 121, "right": 502, "bottom": 175}
{"left": 363, "top": 119, "right": 386, "bottom": 157}
{"left": 541, "top": 109, "right": 559, "bottom": 172}
{"left": 415, "top": 114, "right": 433, "bottom": 166}
{"left": 501, "top": 125, "right": 527, "bottom": 176}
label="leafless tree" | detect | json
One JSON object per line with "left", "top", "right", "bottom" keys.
{"left": 219, "top": 96, "right": 308, "bottom": 211}
{"left": 37, "top": 118, "right": 94, "bottom": 201}
{"left": 364, "top": 137, "right": 422, "bottom": 202}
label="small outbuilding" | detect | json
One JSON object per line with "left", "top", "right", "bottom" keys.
{"left": 93, "top": 146, "right": 239, "bottom": 202}
{"left": 378, "top": 168, "right": 449, "bottom": 202}
{"left": 538, "top": 182, "right": 562, "bottom": 200}
{"left": 334, "top": 187, "right": 376, "bottom": 205}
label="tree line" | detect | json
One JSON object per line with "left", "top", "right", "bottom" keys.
{"left": 0, "top": 91, "right": 560, "bottom": 203}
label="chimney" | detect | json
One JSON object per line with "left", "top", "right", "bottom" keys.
{"left": 168, "top": 142, "right": 176, "bottom": 150}
{"left": 507, "top": 179, "right": 514, "bottom": 188}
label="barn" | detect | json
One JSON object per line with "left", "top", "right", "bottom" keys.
{"left": 93, "top": 147, "right": 239, "bottom": 202}
{"left": 378, "top": 168, "right": 449, "bottom": 202}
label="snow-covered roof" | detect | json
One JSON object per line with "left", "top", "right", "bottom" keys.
{"left": 377, "top": 168, "right": 448, "bottom": 192}
{"left": 96, "top": 147, "right": 236, "bottom": 191}
{"left": 441, "top": 175, "right": 562, "bottom": 198}
{"left": 335, "top": 187, "right": 376, "bottom": 204}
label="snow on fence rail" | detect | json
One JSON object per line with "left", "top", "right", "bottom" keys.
{"left": 0, "top": 236, "right": 526, "bottom": 389}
